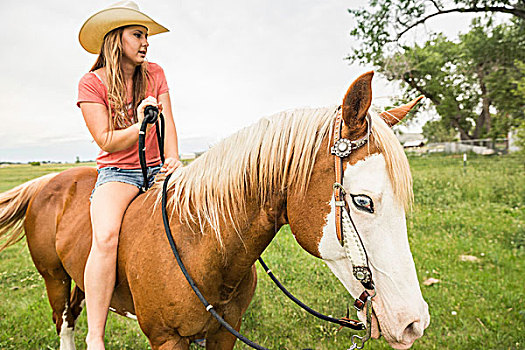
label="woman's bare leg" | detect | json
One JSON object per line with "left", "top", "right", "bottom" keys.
{"left": 84, "top": 182, "right": 140, "bottom": 350}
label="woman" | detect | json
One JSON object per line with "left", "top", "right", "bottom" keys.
{"left": 77, "top": 2, "right": 181, "bottom": 349}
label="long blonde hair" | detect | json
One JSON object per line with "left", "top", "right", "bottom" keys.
{"left": 90, "top": 27, "right": 149, "bottom": 131}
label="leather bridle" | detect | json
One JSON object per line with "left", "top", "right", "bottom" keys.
{"left": 331, "top": 107, "right": 374, "bottom": 288}
{"left": 330, "top": 107, "right": 377, "bottom": 349}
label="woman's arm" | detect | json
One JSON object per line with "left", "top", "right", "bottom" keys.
{"left": 80, "top": 102, "right": 141, "bottom": 153}
{"left": 158, "top": 92, "right": 182, "bottom": 174}
{"left": 158, "top": 92, "right": 179, "bottom": 159}
{"left": 80, "top": 97, "right": 160, "bottom": 153}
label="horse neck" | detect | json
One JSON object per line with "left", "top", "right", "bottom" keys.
{"left": 167, "top": 109, "right": 335, "bottom": 285}
{"left": 213, "top": 191, "right": 288, "bottom": 284}
{"left": 210, "top": 135, "right": 334, "bottom": 284}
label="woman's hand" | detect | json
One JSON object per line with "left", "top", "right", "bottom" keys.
{"left": 161, "top": 157, "right": 183, "bottom": 175}
{"left": 137, "top": 96, "right": 162, "bottom": 124}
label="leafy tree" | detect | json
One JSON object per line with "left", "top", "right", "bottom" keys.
{"left": 512, "top": 61, "right": 525, "bottom": 152}
{"left": 349, "top": 5, "right": 524, "bottom": 140}
{"left": 348, "top": 0, "right": 524, "bottom": 64}
{"left": 422, "top": 119, "right": 458, "bottom": 142}
{"left": 383, "top": 19, "right": 524, "bottom": 140}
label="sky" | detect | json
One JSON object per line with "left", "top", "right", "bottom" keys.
{"left": 0, "top": 0, "right": 480, "bottom": 163}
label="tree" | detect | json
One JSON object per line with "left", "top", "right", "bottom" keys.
{"left": 512, "top": 61, "right": 525, "bottom": 152}
{"left": 378, "top": 19, "right": 524, "bottom": 140}
{"left": 348, "top": 0, "right": 524, "bottom": 64}
{"left": 348, "top": 0, "right": 525, "bottom": 140}
{"left": 422, "top": 118, "right": 458, "bottom": 142}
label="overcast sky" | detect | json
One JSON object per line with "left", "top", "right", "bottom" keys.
{"left": 0, "top": 0, "right": 479, "bottom": 162}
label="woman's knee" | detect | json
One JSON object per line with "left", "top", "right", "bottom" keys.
{"left": 88, "top": 182, "right": 139, "bottom": 254}
{"left": 91, "top": 228, "right": 120, "bottom": 253}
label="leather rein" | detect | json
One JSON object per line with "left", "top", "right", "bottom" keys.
{"left": 138, "top": 106, "right": 376, "bottom": 350}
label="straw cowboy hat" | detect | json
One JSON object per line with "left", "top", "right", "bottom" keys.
{"left": 79, "top": 1, "right": 169, "bottom": 54}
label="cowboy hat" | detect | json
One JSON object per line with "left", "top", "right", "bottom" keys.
{"left": 79, "top": 1, "right": 169, "bottom": 54}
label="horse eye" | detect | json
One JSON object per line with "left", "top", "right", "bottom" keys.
{"left": 351, "top": 194, "right": 374, "bottom": 213}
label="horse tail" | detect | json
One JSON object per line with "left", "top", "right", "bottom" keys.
{"left": 0, "top": 173, "right": 58, "bottom": 252}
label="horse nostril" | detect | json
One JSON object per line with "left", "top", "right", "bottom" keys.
{"left": 401, "top": 319, "right": 424, "bottom": 343}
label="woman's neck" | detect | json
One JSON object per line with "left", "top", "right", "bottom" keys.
{"left": 120, "top": 60, "right": 137, "bottom": 82}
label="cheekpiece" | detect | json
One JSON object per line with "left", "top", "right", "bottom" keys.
{"left": 331, "top": 136, "right": 368, "bottom": 158}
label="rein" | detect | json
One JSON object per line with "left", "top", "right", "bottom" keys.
{"left": 138, "top": 106, "right": 165, "bottom": 193}
{"left": 138, "top": 106, "right": 376, "bottom": 349}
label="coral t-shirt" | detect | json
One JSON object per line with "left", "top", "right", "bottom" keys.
{"left": 77, "top": 62, "right": 169, "bottom": 169}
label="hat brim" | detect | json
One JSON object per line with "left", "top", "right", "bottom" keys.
{"left": 79, "top": 7, "right": 169, "bottom": 54}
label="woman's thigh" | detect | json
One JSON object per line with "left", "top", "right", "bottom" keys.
{"left": 90, "top": 181, "right": 140, "bottom": 245}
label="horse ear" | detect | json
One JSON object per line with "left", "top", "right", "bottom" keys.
{"left": 380, "top": 96, "right": 424, "bottom": 127}
{"left": 342, "top": 71, "right": 374, "bottom": 135}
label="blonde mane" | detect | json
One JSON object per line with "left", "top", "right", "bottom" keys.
{"left": 157, "top": 106, "right": 412, "bottom": 245}
{"left": 369, "top": 110, "right": 414, "bottom": 210}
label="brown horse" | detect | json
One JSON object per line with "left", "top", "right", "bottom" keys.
{"left": 0, "top": 72, "right": 429, "bottom": 350}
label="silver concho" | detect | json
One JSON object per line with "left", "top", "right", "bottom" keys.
{"left": 331, "top": 137, "right": 369, "bottom": 158}
{"left": 353, "top": 266, "right": 372, "bottom": 283}
{"left": 331, "top": 138, "right": 353, "bottom": 158}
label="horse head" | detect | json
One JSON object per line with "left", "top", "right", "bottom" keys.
{"left": 287, "top": 72, "right": 430, "bottom": 349}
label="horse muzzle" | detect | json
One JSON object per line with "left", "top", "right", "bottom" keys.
{"left": 364, "top": 298, "right": 430, "bottom": 349}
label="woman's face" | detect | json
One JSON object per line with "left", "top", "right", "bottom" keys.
{"left": 121, "top": 25, "right": 149, "bottom": 66}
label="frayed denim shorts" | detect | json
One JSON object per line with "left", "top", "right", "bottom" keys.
{"left": 90, "top": 165, "right": 161, "bottom": 200}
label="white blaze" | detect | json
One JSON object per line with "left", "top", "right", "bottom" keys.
{"left": 318, "top": 153, "right": 429, "bottom": 348}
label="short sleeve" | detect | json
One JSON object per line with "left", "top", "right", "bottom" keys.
{"left": 157, "top": 66, "right": 169, "bottom": 96}
{"left": 147, "top": 62, "right": 169, "bottom": 97}
{"left": 77, "top": 73, "right": 107, "bottom": 108}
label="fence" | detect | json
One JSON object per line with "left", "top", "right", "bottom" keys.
{"left": 408, "top": 138, "right": 509, "bottom": 155}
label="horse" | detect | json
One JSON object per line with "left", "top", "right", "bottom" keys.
{"left": 0, "top": 71, "right": 429, "bottom": 350}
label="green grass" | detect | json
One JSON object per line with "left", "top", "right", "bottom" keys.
{"left": 0, "top": 163, "right": 95, "bottom": 193}
{"left": 0, "top": 154, "right": 524, "bottom": 349}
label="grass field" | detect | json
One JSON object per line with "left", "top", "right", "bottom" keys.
{"left": 0, "top": 154, "right": 524, "bottom": 349}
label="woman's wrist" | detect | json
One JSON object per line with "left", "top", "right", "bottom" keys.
{"left": 165, "top": 154, "right": 180, "bottom": 161}
{"left": 131, "top": 123, "right": 141, "bottom": 132}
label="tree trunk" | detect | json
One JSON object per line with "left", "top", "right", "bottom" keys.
{"left": 472, "top": 65, "right": 492, "bottom": 139}
{"left": 451, "top": 117, "right": 471, "bottom": 140}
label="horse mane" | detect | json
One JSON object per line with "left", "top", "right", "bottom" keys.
{"left": 369, "top": 107, "right": 414, "bottom": 211}
{"left": 155, "top": 106, "right": 412, "bottom": 246}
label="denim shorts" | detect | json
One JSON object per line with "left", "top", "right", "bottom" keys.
{"left": 90, "top": 165, "right": 161, "bottom": 200}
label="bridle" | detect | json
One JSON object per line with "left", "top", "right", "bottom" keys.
{"left": 330, "top": 106, "right": 377, "bottom": 349}
{"left": 331, "top": 107, "right": 374, "bottom": 290}
{"left": 139, "top": 106, "right": 377, "bottom": 349}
